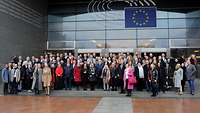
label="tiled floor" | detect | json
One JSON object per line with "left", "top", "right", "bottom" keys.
{"left": 0, "top": 96, "right": 100, "bottom": 113}
{"left": 0, "top": 96, "right": 200, "bottom": 113}
{"left": 133, "top": 99, "right": 200, "bottom": 113}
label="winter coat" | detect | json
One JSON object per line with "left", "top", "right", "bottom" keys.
{"left": 186, "top": 64, "right": 196, "bottom": 80}
{"left": 33, "top": 68, "right": 43, "bottom": 90}
{"left": 10, "top": 68, "right": 20, "bottom": 82}
{"left": 88, "top": 67, "right": 96, "bottom": 82}
{"left": 2, "top": 68, "right": 9, "bottom": 83}
{"left": 73, "top": 65, "right": 81, "bottom": 82}
{"left": 174, "top": 68, "right": 183, "bottom": 88}
{"left": 124, "top": 67, "right": 135, "bottom": 90}
{"left": 42, "top": 67, "right": 52, "bottom": 87}
{"left": 101, "top": 67, "right": 110, "bottom": 84}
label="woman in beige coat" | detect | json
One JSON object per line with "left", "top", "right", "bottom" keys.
{"left": 101, "top": 64, "right": 110, "bottom": 91}
{"left": 42, "top": 63, "right": 52, "bottom": 96}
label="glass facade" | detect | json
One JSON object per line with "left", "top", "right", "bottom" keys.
{"left": 47, "top": 9, "right": 200, "bottom": 51}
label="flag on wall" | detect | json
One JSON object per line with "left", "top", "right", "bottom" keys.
{"left": 125, "top": 7, "right": 157, "bottom": 28}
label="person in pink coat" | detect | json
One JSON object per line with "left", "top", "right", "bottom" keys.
{"left": 124, "top": 63, "right": 136, "bottom": 97}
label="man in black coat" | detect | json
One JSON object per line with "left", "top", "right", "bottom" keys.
{"left": 117, "top": 60, "right": 125, "bottom": 94}
{"left": 158, "top": 59, "right": 167, "bottom": 93}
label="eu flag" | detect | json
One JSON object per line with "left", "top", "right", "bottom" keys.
{"left": 125, "top": 7, "right": 157, "bottom": 28}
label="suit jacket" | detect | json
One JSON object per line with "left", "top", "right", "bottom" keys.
{"left": 117, "top": 64, "right": 125, "bottom": 80}
{"left": 10, "top": 68, "right": 20, "bottom": 82}
{"left": 186, "top": 64, "right": 196, "bottom": 80}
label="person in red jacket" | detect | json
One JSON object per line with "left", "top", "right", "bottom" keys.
{"left": 55, "top": 63, "right": 64, "bottom": 90}
{"left": 73, "top": 64, "right": 81, "bottom": 90}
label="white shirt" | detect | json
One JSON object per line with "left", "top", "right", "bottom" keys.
{"left": 125, "top": 69, "right": 129, "bottom": 79}
{"left": 138, "top": 66, "right": 144, "bottom": 78}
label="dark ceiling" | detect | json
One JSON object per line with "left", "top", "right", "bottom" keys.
{"left": 48, "top": 0, "right": 200, "bottom": 14}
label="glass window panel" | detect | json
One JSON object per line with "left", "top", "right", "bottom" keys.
{"left": 157, "top": 19, "right": 168, "bottom": 28}
{"left": 187, "top": 40, "right": 200, "bottom": 48}
{"left": 63, "top": 15, "right": 76, "bottom": 21}
{"left": 186, "top": 19, "right": 200, "bottom": 28}
{"left": 106, "top": 40, "right": 136, "bottom": 48}
{"left": 48, "top": 41, "right": 74, "bottom": 49}
{"left": 169, "top": 19, "right": 186, "bottom": 28}
{"left": 170, "top": 39, "right": 200, "bottom": 48}
{"left": 106, "top": 19, "right": 168, "bottom": 29}
{"left": 168, "top": 12, "right": 186, "bottom": 18}
{"left": 138, "top": 39, "right": 169, "bottom": 48}
{"left": 106, "top": 21, "right": 125, "bottom": 29}
{"left": 76, "top": 31, "right": 105, "bottom": 40}
{"left": 76, "top": 12, "right": 105, "bottom": 21}
{"left": 107, "top": 30, "right": 136, "bottom": 39}
{"left": 170, "top": 39, "right": 187, "bottom": 47}
{"left": 169, "top": 29, "right": 187, "bottom": 38}
{"left": 48, "top": 22, "right": 76, "bottom": 31}
{"left": 76, "top": 40, "right": 105, "bottom": 49}
{"left": 157, "top": 11, "right": 168, "bottom": 19}
{"left": 186, "top": 28, "right": 200, "bottom": 39}
{"left": 77, "top": 21, "right": 105, "bottom": 30}
{"left": 48, "top": 31, "right": 75, "bottom": 41}
{"left": 106, "top": 11, "right": 124, "bottom": 20}
{"left": 138, "top": 29, "right": 168, "bottom": 38}
{"left": 48, "top": 15, "right": 63, "bottom": 22}
{"left": 186, "top": 10, "right": 200, "bottom": 18}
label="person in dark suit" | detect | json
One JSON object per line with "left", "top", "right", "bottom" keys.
{"left": 117, "top": 58, "right": 125, "bottom": 94}
{"left": 158, "top": 57, "right": 167, "bottom": 93}
{"left": 81, "top": 63, "right": 89, "bottom": 90}
{"left": 150, "top": 64, "right": 159, "bottom": 97}
{"left": 63, "top": 59, "right": 73, "bottom": 90}
{"left": 88, "top": 63, "right": 97, "bottom": 91}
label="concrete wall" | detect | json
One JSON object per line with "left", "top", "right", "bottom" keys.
{"left": 0, "top": 0, "right": 47, "bottom": 66}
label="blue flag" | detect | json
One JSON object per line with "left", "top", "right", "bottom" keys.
{"left": 125, "top": 7, "right": 157, "bottom": 28}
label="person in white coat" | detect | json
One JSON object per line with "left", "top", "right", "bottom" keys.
{"left": 10, "top": 64, "right": 20, "bottom": 94}
{"left": 174, "top": 64, "right": 183, "bottom": 95}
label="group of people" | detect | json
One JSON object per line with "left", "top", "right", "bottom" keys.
{"left": 1, "top": 52, "right": 198, "bottom": 97}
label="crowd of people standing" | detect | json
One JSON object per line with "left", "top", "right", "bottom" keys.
{"left": 1, "top": 52, "right": 198, "bottom": 97}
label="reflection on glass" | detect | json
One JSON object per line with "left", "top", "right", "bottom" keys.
{"left": 76, "top": 31, "right": 105, "bottom": 40}
{"left": 48, "top": 41, "right": 74, "bottom": 49}
{"left": 138, "top": 39, "right": 168, "bottom": 48}
{"left": 169, "top": 19, "right": 186, "bottom": 28}
{"left": 168, "top": 12, "right": 186, "bottom": 18}
{"left": 77, "top": 21, "right": 105, "bottom": 30}
{"left": 106, "top": 11, "right": 124, "bottom": 20}
{"left": 138, "top": 29, "right": 168, "bottom": 38}
{"left": 76, "top": 40, "right": 105, "bottom": 49}
{"left": 48, "top": 22, "right": 76, "bottom": 31}
{"left": 106, "top": 40, "right": 136, "bottom": 48}
{"left": 48, "top": 15, "right": 63, "bottom": 22}
{"left": 76, "top": 12, "right": 105, "bottom": 21}
{"left": 107, "top": 30, "right": 136, "bottom": 39}
{"left": 106, "top": 21, "right": 125, "bottom": 30}
{"left": 47, "top": 9, "right": 200, "bottom": 49}
{"left": 170, "top": 39, "right": 200, "bottom": 48}
{"left": 169, "top": 29, "right": 187, "bottom": 38}
{"left": 48, "top": 32, "right": 75, "bottom": 41}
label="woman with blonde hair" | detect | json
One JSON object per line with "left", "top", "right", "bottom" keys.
{"left": 174, "top": 63, "right": 183, "bottom": 95}
{"left": 42, "top": 63, "right": 52, "bottom": 96}
{"left": 101, "top": 63, "right": 110, "bottom": 91}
